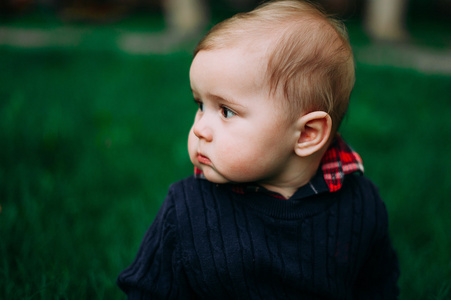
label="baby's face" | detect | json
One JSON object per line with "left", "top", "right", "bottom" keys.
{"left": 188, "top": 46, "right": 298, "bottom": 184}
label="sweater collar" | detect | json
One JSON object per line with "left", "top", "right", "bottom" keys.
{"left": 194, "top": 134, "right": 364, "bottom": 200}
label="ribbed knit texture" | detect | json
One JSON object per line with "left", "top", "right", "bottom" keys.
{"left": 117, "top": 173, "right": 399, "bottom": 299}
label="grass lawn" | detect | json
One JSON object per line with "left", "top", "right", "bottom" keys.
{"left": 1, "top": 10, "right": 450, "bottom": 300}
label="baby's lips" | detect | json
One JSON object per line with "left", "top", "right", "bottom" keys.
{"left": 197, "top": 154, "right": 212, "bottom": 165}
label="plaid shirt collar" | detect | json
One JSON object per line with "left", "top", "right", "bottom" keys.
{"left": 194, "top": 134, "right": 364, "bottom": 199}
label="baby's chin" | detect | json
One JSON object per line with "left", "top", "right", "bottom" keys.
{"left": 198, "top": 165, "right": 231, "bottom": 184}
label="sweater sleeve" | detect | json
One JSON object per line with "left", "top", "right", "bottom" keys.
{"left": 117, "top": 188, "right": 193, "bottom": 299}
{"left": 354, "top": 196, "right": 400, "bottom": 300}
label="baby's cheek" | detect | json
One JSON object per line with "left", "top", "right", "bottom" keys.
{"left": 187, "top": 130, "right": 197, "bottom": 159}
{"left": 219, "top": 146, "right": 261, "bottom": 179}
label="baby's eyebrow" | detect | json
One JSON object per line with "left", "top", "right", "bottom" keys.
{"left": 207, "top": 92, "right": 245, "bottom": 108}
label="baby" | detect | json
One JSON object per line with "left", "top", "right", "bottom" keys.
{"left": 117, "top": 1, "right": 400, "bottom": 299}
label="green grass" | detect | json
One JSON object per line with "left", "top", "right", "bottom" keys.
{"left": 342, "top": 66, "right": 451, "bottom": 300}
{"left": 1, "top": 14, "right": 451, "bottom": 300}
{"left": 0, "top": 48, "right": 195, "bottom": 299}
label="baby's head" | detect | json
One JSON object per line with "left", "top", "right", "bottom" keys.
{"left": 188, "top": 0, "right": 355, "bottom": 194}
{"left": 195, "top": 0, "right": 355, "bottom": 131}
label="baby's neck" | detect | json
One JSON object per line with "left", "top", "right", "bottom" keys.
{"left": 259, "top": 157, "right": 322, "bottom": 199}
{"left": 259, "top": 184, "right": 300, "bottom": 200}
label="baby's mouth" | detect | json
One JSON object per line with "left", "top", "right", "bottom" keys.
{"left": 197, "top": 154, "right": 212, "bottom": 165}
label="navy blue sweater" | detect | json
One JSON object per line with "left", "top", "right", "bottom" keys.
{"left": 117, "top": 172, "right": 399, "bottom": 299}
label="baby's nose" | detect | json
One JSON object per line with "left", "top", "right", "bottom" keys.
{"left": 192, "top": 116, "right": 213, "bottom": 142}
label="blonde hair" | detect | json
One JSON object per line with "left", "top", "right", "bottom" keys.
{"left": 194, "top": 0, "right": 355, "bottom": 131}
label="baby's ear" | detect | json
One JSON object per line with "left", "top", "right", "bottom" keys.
{"left": 294, "top": 111, "right": 332, "bottom": 157}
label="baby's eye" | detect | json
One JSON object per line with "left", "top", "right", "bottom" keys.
{"left": 221, "top": 106, "right": 236, "bottom": 118}
{"left": 194, "top": 100, "right": 204, "bottom": 112}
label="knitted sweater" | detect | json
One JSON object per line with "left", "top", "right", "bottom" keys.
{"left": 117, "top": 171, "right": 399, "bottom": 299}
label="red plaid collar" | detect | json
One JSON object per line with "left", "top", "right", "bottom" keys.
{"left": 194, "top": 134, "right": 363, "bottom": 197}
{"left": 321, "top": 134, "right": 364, "bottom": 192}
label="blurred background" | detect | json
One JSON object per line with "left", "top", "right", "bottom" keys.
{"left": 1, "top": 0, "right": 450, "bottom": 299}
